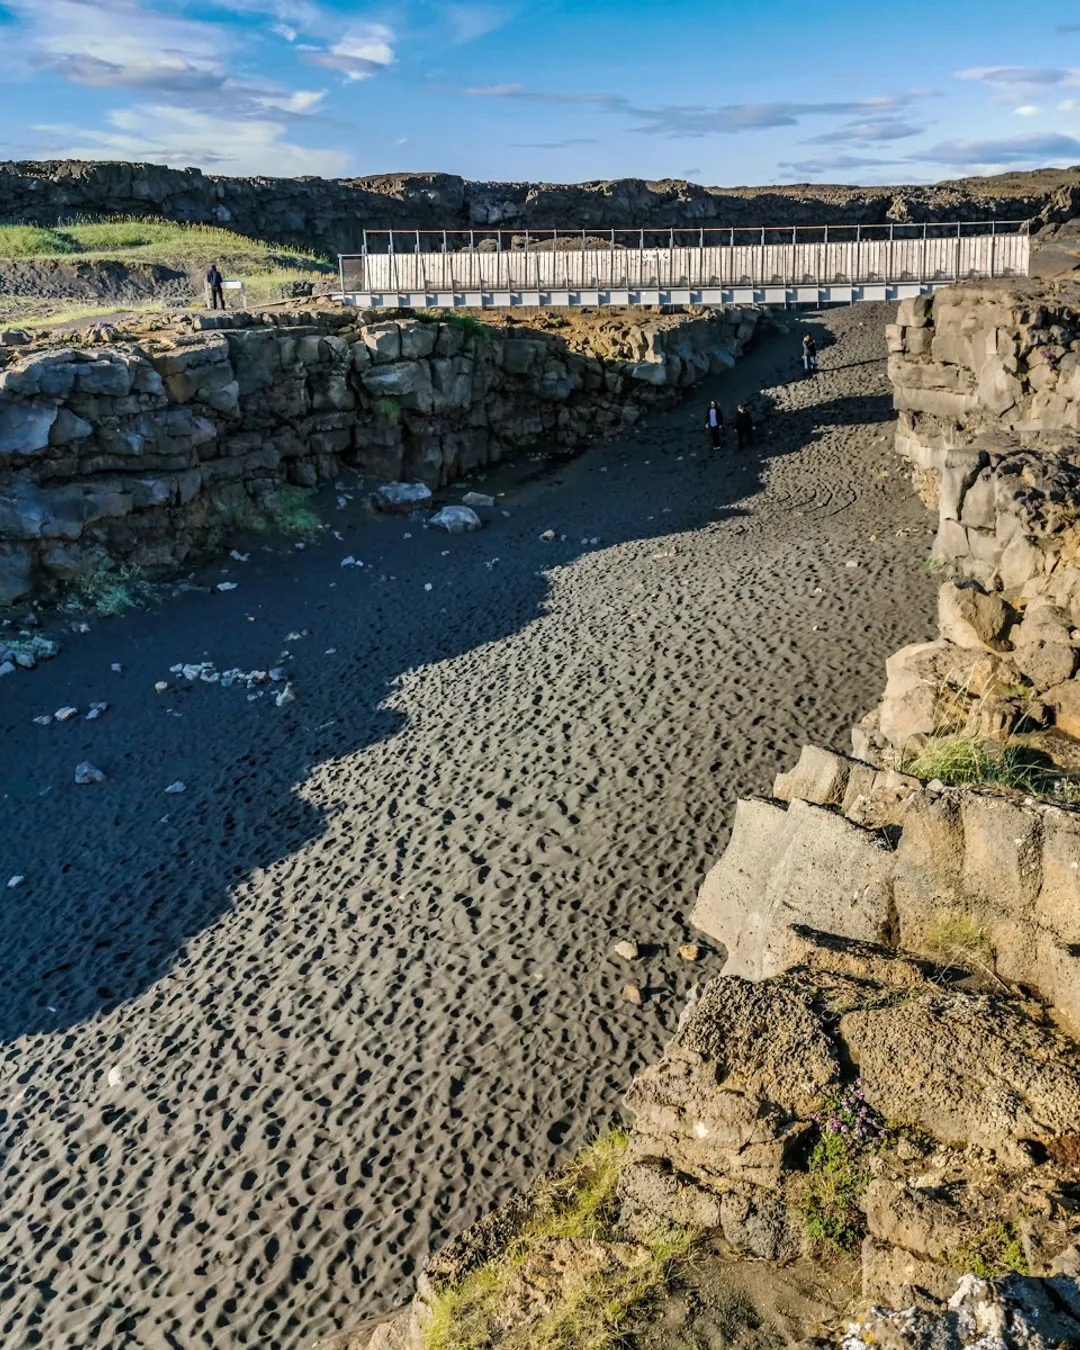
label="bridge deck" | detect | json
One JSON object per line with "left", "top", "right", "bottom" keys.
{"left": 338, "top": 222, "right": 1029, "bottom": 310}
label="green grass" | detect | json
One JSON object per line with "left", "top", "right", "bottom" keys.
{"left": 906, "top": 732, "right": 1080, "bottom": 803}
{"left": 421, "top": 1130, "right": 697, "bottom": 1350}
{"left": 0, "top": 218, "right": 332, "bottom": 270}
{"left": 23, "top": 303, "right": 151, "bottom": 329}
{"left": 0, "top": 218, "right": 335, "bottom": 321}
{"left": 268, "top": 487, "right": 322, "bottom": 539}
{"left": 444, "top": 313, "right": 494, "bottom": 342}
{"left": 951, "top": 1221, "right": 1030, "bottom": 1279}
{"left": 62, "top": 563, "right": 155, "bottom": 617}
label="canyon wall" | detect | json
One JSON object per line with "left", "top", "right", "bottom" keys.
{"left": 0, "top": 306, "right": 760, "bottom": 604}
{"left": 2, "top": 160, "right": 1076, "bottom": 257}
{"left": 860, "top": 283, "right": 1080, "bottom": 767}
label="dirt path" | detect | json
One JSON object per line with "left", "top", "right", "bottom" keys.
{"left": 0, "top": 303, "right": 937, "bottom": 1350}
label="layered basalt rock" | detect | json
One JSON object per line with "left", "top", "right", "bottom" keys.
{"left": 0, "top": 305, "right": 760, "bottom": 603}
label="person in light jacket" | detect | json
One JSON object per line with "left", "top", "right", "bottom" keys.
{"left": 704, "top": 400, "right": 725, "bottom": 449}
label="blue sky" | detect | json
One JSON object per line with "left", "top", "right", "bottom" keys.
{"left": 1, "top": 0, "right": 1080, "bottom": 184}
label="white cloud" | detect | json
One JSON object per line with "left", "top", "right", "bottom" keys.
{"left": 956, "top": 65, "right": 1079, "bottom": 86}
{"left": 38, "top": 102, "right": 349, "bottom": 175}
{"left": 1060, "top": 98, "right": 1080, "bottom": 111}
{"left": 304, "top": 23, "right": 394, "bottom": 79}
{"left": 917, "top": 131, "right": 1080, "bottom": 168}
{"left": 1014, "top": 104, "right": 1041, "bottom": 116}
{"left": 443, "top": 3, "right": 514, "bottom": 43}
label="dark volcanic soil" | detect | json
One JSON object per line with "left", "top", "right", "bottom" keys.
{"left": 0, "top": 304, "right": 937, "bottom": 1350}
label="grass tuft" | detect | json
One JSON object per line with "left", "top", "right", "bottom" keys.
{"left": 374, "top": 395, "right": 403, "bottom": 424}
{"left": 422, "top": 1129, "right": 697, "bottom": 1350}
{"left": 906, "top": 732, "right": 1080, "bottom": 804}
{"left": 924, "top": 911, "right": 994, "bottom": 971}
{"left": 62, "top": 563, "right": 154, "bottom": 617}
{"left": 268, "top": 487, "right": 322, "bottom": 539}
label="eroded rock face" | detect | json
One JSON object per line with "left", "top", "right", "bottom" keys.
{"left": 621, "top": 930, "right": 1080, "bottom": 1307}
{"left": 0, "top": 306, "right": 762, "bottom": 598}
{"left": 691, "top": 744, "right": 1080, "bottom": 1035}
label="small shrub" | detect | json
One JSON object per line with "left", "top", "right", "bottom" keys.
{"left": 952, "top": 1220, "right": 1029, "bottom": 1279}
{"left": 374, "top": 395, "right": 403, "bottom": 424}
{"left": 63, "top": 563, "right": 153, "bottom": 618}
{"left": 269, "top": 487, "right": 322, "bottom": 539}
{"left": 800, "top": 1080, "right": 886, "bottom": 1253}
{"left": 922, "top": 555, "right": 946, "bottom": 575}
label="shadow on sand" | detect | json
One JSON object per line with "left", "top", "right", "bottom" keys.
{"left": 0, "top": 325, "right": 893, "bottom": 1042}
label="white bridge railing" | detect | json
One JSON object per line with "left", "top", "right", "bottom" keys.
{"left": 338, "top": 222, "right": 1030, "bottom": 310}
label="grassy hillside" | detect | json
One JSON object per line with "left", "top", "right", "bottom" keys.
{"left": 0, "top": 219, "right": 338, "bottom": 326}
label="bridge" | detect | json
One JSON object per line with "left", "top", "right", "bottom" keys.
{"left": 338, "top": 221, "right": 1030, "bottom": 311}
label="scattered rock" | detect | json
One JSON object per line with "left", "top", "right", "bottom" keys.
{"left": 430, "top": 506, "right": 483, "bottom": 534}
{"left": 110, "top": 663, "right": 122, "bottom": 672}
{"left": 614, "top": 940, "right": 640, "bottom": 960}
{"left": 7, "top": 875, "right": 24, "bottom": 888}
{"left": 0, "top": 661, "right": 14, "bottom": 677}
{"left": 678, "top": 943, "right": 702, "bottom": 961}
{"left": 540, "top": 529, "right": 555, "bottom": 541}
{"left": 275, "top": 683, "right": 296, "bottom": 707}
{"left": 106, "top": 1066, "right": 124, "bottom": 1088}
{"left": 164, "top": 781, "right": 186, "bottom": 794}
{"left": 32, "top": 714, "right": 52, "bottom": 725}
{"left": 216, "top": 581, "right": 238, "bottom": 592}
{"left": 154, "top": 681, "right": 168, "bottom": 693}
{"left": 623, "top": 984, "right": 644, "bottom": 1005}
{"left": 462, "top": 492, "right": 495, "bottom": 508}
{"left": 375, "top": 481, "right": 432, "bottom": 514}
{"left": 74, "top": 761, "right": 106, "bottom": 784}
{"left": 85, "top": 702, "right": 108, "bottom": 720}
{"left": 54, "top": 706, "right": 78, "bottom": 722}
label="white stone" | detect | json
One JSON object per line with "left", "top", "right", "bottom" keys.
{"left": 55, "top": 706, "right": 78, "bottom": 721}
{"left": 164, "top": 781, "right": 187, "bottom": 794}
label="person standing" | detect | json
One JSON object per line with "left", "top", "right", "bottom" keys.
{"left": 704, "top": 400, "right": 724, "bottom": 449}
{"left": 735, "top": 404, "right": 754, "bottom": 451}
{"left": 206, "top": 262, "right": 225, "bottom": 310}
{"left": 801, "top": 333, "right": 818, "bottom": 374}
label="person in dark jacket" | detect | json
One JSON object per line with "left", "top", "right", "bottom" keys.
{"left": 801, "top": 332, "right": 818, "bottom": 374}
{"left": 206, "top": 263, "right": 224, "bottom": 310}
{"left": 704, "top": 400, "right": 724, "bottom": 449}
{"left": 735, "top": 404, "right": 754, "bottom": 451}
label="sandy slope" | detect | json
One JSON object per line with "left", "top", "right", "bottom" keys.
{"left": 0, "top": 303, "right": 937, "bottom": 1350}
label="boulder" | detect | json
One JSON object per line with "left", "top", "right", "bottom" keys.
{"left": 938, "top": 581, "right": 1012, "bottom": 652}
{"left": 840, "top": 992, "right": 1080, "bottom": 1162}
{"left": 1046, "top": 680, "right": 1080, "bottom": 740}
{"left": 0, "top": 549, "right": 32, "bottom": 605}
{"left": 430, "top": 505, "right": 482, "bottom": 533}
{"left": 1013, "top": 640, "right": 1078, "bottom": 691}
{"left": 773, "top": 744, "right": 854, "bottom": 805}
{"left": 692, "top": 798, "right": 896, "bottom": 980}
{"left": 374, "top": 481, "right": 432, "bottom": 514}
{"left": 0, "top": 401, "right": 58, "bottom": 456}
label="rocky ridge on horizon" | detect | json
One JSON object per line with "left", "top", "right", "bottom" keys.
{"left": 3, "top": 160, "right": 1080, "bottom": 258}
